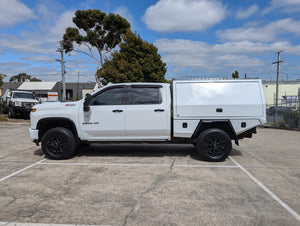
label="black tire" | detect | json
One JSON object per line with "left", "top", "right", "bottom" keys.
{"left": 3, "top": 106, "right": 8, "bottom": 114}
{"left": 41, "top": 127, "right": 77, "bottom": 160}
{"left": 196, "top": 128, "right": 232, "bottom": 162}
{"left": 8, "top": 107, "right": 15, "bottom": 118}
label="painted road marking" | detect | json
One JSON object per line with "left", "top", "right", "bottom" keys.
{"left": 0, "top": 159, "right": 45, "bottom": 183}
{"left": 229, "top": 156, "right": 300, "bottom": 222}
{"left": 39, "top": 161, "right": 239, "bottom": 168}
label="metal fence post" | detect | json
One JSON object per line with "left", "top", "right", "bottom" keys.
{"left": 298, "top": 100, "right": 300, "bottom": 129}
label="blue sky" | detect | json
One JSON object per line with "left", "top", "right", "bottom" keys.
{"left": 1, "top": 0, "right": 300, "bottom": 82}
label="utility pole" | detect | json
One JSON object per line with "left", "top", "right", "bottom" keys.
{"left": 272, "top": 51, "right": 283, "bottom": 121}
{"left": 77, "top": 71, "right": 80, "bottom": 100}
{"left": 56, "top": 41, "right": 66, "bottom": 102}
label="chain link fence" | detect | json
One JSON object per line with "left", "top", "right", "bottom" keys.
{"left": 266, "top": 100, "right": 300, "bottom": 129}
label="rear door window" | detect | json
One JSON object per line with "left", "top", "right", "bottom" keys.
{"left": 130, "top": 87, "right": 162, "bottom": 105}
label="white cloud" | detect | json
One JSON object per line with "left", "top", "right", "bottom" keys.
{"left": 22, "top": 55, "right": 57, "bottom": 64}
{"left": 0, "top": 62, "right": 29, "bottom": 67}
{"left": 48, "top": 11, "right": 75, "bottom": 41}
{"left": 143, "top": 0, "right": 227, "bottom": 32}
{"left": 263, "top": 0, "right": 300, "bottom": 14}
{"left": 155, "top": 38, "right": 300, "bottom": 77}
{"left": 0, "top": 0, "right": 35, "bottom": 27}
{"left": 217, "top": 18, "right": 300, "bottom": 42}
{"left": 114, "top": 6, "right": 134, "bottom": 28}
{"left": 0, "top": 10, "right": 75, "bottom": 54}
{"left": 236, "top": 4, "right": 259, "bottom": 19}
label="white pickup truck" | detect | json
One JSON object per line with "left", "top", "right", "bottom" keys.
{"left": 29, "top": 79, "right": 266, "bottom": 161}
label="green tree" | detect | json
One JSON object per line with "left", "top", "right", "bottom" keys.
{"left": 62, "top": 9, "right": 130, "bottom": 85}
{"left": 9, "top": 73, "right": 41, "bottom": 82}
{"left": 98, "top": 30, "right": 167, "bottom": 84}
{"left": 0, "top": 73, "right": 6, "bottom": 87}
{"left": 232, "top": 70, "right": 239, "bottom": 79}
{"left": 30, "top": 77, "right": 42, "bottom": 82}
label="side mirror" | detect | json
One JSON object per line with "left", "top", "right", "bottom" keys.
{"left": 83, "top": 93, "right": 92, "bottom": 112}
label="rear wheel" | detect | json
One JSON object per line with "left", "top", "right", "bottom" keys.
{"left": 41, "top": 127, "right": 77, "bottom": 160}
{"left": 196, "top": 128, "right": 232, "bottom": 161}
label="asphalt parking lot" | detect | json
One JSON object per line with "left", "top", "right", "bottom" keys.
{"left": 0, "top": 121, "right": 299, "bottom": 225}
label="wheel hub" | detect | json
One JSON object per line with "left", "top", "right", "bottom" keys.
{"left": 204, "top": 135, "right": 226, "bottom": 157}
{"left": 46, "top": 135, "right": 65, "bottom": 154}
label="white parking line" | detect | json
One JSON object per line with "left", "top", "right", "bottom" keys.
{"left": 39, "top": 161, "right": 239, "bottom": 168}
{"left": 40, "top": 162, "right": 170, "bottom": 167}
{"left": 0, "top": 159, "right": 45, "bottom": 183}
{"left": 229, "top": 156, "right": 300, "bottom": 222}
{"left": 175, "top": 164, "right": 239, "bottom": 168}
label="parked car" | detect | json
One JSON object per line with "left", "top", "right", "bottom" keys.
{"left": 267, "top": 106, "right": 296, "bottom": 116}
{"left": 2, "top": 89, "right": 39, "bottom": 118}
{"left": 29, "top": 79, "right": 266, "bottom": 161}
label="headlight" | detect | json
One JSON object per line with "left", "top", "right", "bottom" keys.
{"left": 14, "top": 101, "right": 22, "bottom": 107}
{"left": 32, "top": 108, "right": 37, "bottom": 112}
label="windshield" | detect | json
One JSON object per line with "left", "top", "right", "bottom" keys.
{"left": 13, "top": 92, "right": 35, "bottom": 99}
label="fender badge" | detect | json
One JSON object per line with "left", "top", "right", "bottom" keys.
{"left": 83, "top": 122, "right": 100, "bottom": 125}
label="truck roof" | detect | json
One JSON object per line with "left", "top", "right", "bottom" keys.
{"left": 173, "top": 79, "right": 262, "bottom": 83}
{"left": 11, "top": 90, "right": 34, "bottom": 93}
{"left": 93, "top": 82, "right": 169, "bottom": 94}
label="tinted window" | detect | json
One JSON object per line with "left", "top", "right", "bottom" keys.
{"left": 91, "top": 88, "right": 125, "bottom": 105}
{"left": 131, "top": 87, "right": 161, "bottom": 105}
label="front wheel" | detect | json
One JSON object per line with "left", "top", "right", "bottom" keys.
{"left": 196, "top": 128, "right": 232, "bottom": 162}
{"left": 41, "top": 127, "right": 77, "bottom": 160}
{"left": 8, "top": 107, "right": 15, "bottom": 118}
{"left": 2, "top": 106, "right": 8, "bottom": 114}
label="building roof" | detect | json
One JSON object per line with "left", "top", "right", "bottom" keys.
{"left": 18, "top": 82, "right": 57, "bottom": 90}
{"left": 262, "top": 80, "right": 300, "bottom": 85}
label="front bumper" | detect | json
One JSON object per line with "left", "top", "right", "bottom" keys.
{"left": 13, "top": 106, "right": 32, "bottom": 114}
{"left": 29, "top": 128, "right": 39, "bottom": 142}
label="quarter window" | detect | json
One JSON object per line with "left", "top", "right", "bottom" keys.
{"left": 131, "top": 87, "right": 161, "bottom": 105}
{"left": 91, "top": 87, "right": 125, "bottom": 105}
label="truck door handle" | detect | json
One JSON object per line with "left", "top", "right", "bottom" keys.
{"left": 154, "top": 109, "right": 165, "bottom": 112}
{"left": 112, "top": 109, "right": 123, "bottom": 113}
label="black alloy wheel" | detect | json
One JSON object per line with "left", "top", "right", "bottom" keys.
{"left": 196, "top": 128, "right": 232, "bottom": 161}
{"left": 42, "top": 127, "right": 77, "bottom": 160}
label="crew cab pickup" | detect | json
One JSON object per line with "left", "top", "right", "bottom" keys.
{"left": 29, "top": 79, "right": 266, "bottom": 161}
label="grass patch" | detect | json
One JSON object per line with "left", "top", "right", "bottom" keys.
{"left": 0, "top": 114, "right": 8, "bottom": 121}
